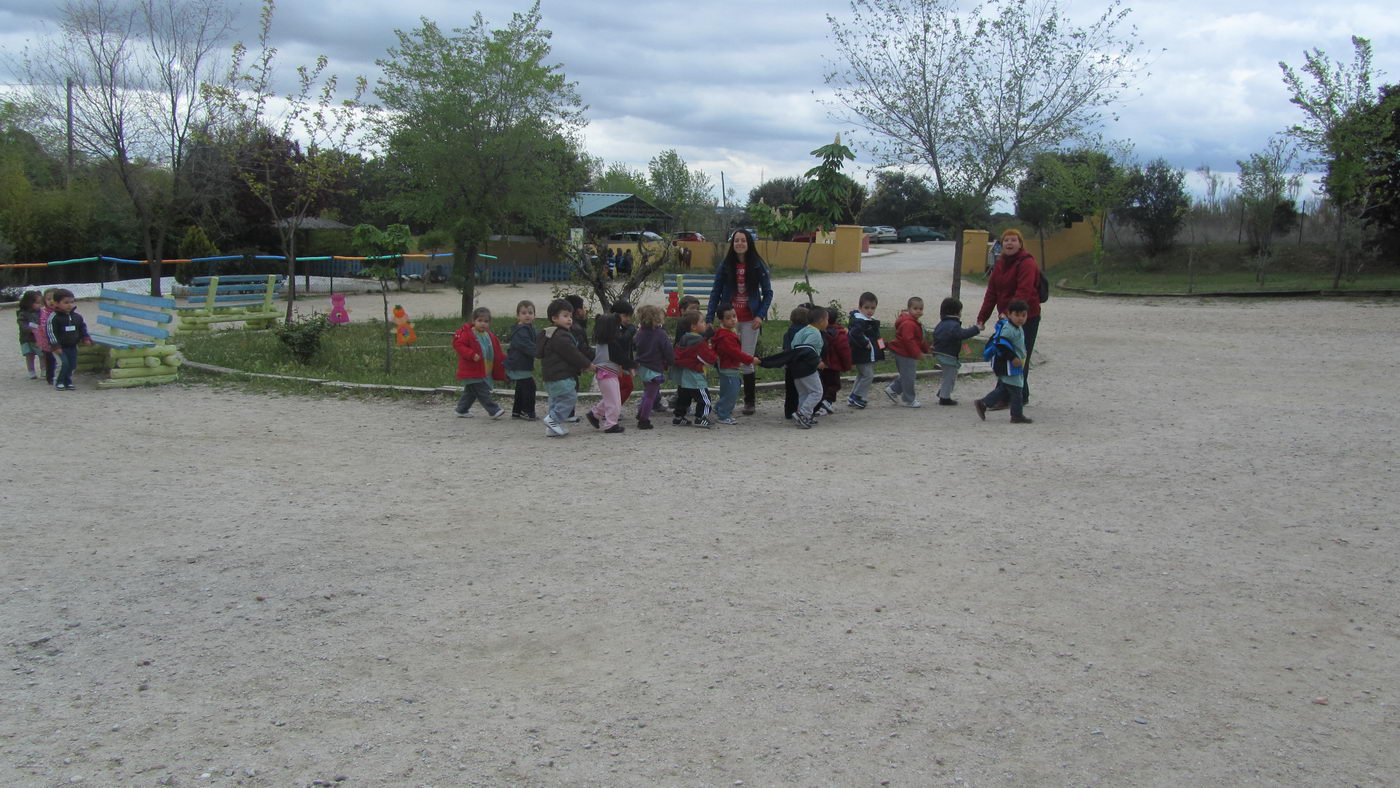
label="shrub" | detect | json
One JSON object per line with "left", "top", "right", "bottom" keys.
{"left": 275, "top": 313, "right": 332, "bottom": 364}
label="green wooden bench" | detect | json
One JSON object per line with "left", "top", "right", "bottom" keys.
{"left": 90, "top": 289, "right": 182, "bottom": 388}
{"left": 175, "top": 274, "right": 282, "bottom": 335}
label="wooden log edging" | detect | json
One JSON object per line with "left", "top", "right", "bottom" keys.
{"left": 1054, "top": 281, "right": 1400, "bottom": 299}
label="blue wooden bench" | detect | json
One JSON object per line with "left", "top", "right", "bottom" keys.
{"left": 90, "top": 289, "right": 182, "bottom": 388}
{"left": 176, "top": 275, "right": 282, "bottom": 334}
{"left": 663, "top": 273, "right": 716, "bottom": 301}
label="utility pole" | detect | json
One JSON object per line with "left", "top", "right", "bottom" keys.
{"left": 65, "top": 77, "right": 74, "bottom": 189}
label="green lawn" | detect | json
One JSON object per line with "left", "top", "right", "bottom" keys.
{"left": 1046, "top": 244, "right": 1400, "bottom": 294}
{"left": 180, "top": 314, "right": 985, "bottom": 390}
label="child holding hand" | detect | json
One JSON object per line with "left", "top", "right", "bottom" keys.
{"left": 16, "top": 291, "right": 42, "bottom": 379}
{"left": 632, "top": 304, "right": 673, "bottom": 430}
{"left": 709, "top": 302, "right": 757, "bottom": 424}
{"left": 884, "top": 296, "right": 931, "bottom": 408}
{"left": 453, "top": 307, "right": 507, "bottom": 419}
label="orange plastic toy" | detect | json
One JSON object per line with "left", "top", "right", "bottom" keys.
{"left": 392, "top": 305, "right": 417, "bottom": 345}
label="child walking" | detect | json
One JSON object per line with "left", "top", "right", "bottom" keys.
{"left": 452, "top": 307, "right": 507, "bottom": 419}
{"left": 672, "top": 311, "right": 717, "bottom": 428}
{"left": 884, "top": 296, "right": 931, "bottom": 408}
{"left": 975, "top": 299, "right": 1033, "bottom": 424}
{"left": 818, "top": 308, "right": 851, "bottom": 414}
{"left": 709, "top": 302, "right": 757, "bottom": 424}
{"left": 505, "top": 300, "right": 539, "bottom": 419}
{"left": 846, "top": 292, "right": 884, "bottom": 408}
{"left": 789, "top": 306, "right": 827, "bottom": 428}
{"left": 16, "top": 290, "right": 42, "bottom": 379}
{"left": 46, "top": 289, "right": 91, "bottom": 390}
{"left": 586, "top": 300, "right": 635, "bottom": 434}
{"left": 538, "top": 299, "right": 596, "bottom": 437}
{"left": 781, "top": 305, "right": 811, "bottom": 420}
{"left": 931, "top": 297, "right": 982, "bottom": 406}
{"left": 632, "top": 304, "right": 673, "bottom": 430}
{"left": 33, "top": 288, "right": 58, "bottom": 385}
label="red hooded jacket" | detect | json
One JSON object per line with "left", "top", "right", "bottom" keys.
{"left": 709, "top": 328, "right": 756, "bottom": 371}
{"left": 453, "top": 325, "right": 507, "bottom": 381}
{"left": 821, "top": 325, "right": 852, "bottom": 372}
{"left": 674, "top": 332, "right": 719, "bottom": 373}
{"left": 978, "top": 249, "right": 1042, "bottom": 324}
{"left": 887, "top": 311, "right": 930, "bottom": 359}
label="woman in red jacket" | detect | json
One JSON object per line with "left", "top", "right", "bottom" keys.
{"left": 977, "top": 229, "right": 1042, "bottom": 403}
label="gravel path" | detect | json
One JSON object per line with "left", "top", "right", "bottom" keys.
{"left": 2, "top": 245, "right": 1397, "bottom": 786}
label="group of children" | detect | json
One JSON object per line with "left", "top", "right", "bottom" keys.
{"left": 451, "top": 289, "right": 1035, "bottom": 437}
{"left": 15, "top": 288, "right": 91, "bottom": 391}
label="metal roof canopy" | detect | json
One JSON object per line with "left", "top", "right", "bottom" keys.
{"left": 571, "top": 193, "right": 672, "bottom": 223}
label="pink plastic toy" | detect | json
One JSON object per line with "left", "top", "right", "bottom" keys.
{"left": 327, "top": 293, "right": 351, "bottom": 324}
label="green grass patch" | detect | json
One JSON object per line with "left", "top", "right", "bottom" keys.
{"left": 1047, "top": 243, "right": 1400, "bottom": 293}
{"left": 180, "top": 313, "right": 985, "bottom": 389}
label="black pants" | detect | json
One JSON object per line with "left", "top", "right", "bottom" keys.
{"left": 673, "top": 386, "right": 710, "bottom": 420}
{"left": 512, "top": 377, "right": 537, "bottom": 416}
{"left": 783, "top": 368, "right": 797, "bottom": 418}
{"left": 1021, "top": 315, "right": 1041, "bottom": 402}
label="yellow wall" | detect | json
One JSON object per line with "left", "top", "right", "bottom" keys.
{"left": 962, "top": 229, "right": 990, "bottom": 275}
{"left": 684, "top": 225, "right": 864, "bottom": 274}
{"left": 1036, "top": 218, "right": 1098, "bottom": 270}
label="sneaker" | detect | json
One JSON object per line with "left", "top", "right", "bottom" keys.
{"left": 974, "top": 400, "right": 987, "bottom": 421}
{"left": 565, "top": 415, "right": 581, "bottom": 423}
{"left": 27, "top": 372, "right": 37, "bottom": 379}
{"left": 846, "top": 396, "right": 866, "bottom": 410}
{"left": 455, "top": 409, "right": 473, "bottom": 418}
{"left": 695, "top": 417, "right": 713, "bottom": 429}
{"left": 585, "top": 411, "right": 601, "bottom": 429}
{"left": 638, "top": 420, "right": 654, "bottom": 430}
{"left": 511, "top": 412, "right": 538, "bottom": 421}
{"left": 543, "top": 417, "right": 567, "bottom": 436}
{"left": 1010, "top": 415, "right": 1034, "bottom": 424}
{"left": 793, "top": 413, "right": 813, "bottom": 429}
{"left": 884, "top": 386, "right": 899, "bottom": 404}
{"left": 987, "top": 402, "right": 1009, "bottom": 411}
{"left": 672, "top": 416, "right": 691, "bottom": 426}
{"left": 603, "top": 424, "right": 625, "bottom": 433}
{"left": 489, "top": 408, "right": 506, "bottom": 420}
{"left": 653, "top": 401, "right": 668, "bottom": 413}
{"left": 820, "top": 399, "right": 836, "bottom": 413}
{"left": 904, "top": 400, "right": 923, "bottom": 408}
{"left": 716, "top": 417, "right": 738, "bottom": 425}
{"left": 939, "top": 398, "right": 958, "bottom": 406}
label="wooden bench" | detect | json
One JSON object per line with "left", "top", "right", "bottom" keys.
{"left": 663, "top": 273, "right": 716, "bottom": 300}
{"left": 88, "top": 289, "right": 182, "bottom": 388}
{"left": 175, "top": 274, "right": 282, "bottom": 335}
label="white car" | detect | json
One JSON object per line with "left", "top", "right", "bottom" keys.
{"left": 874, "top": 226, "right": 898, "bottom": 243}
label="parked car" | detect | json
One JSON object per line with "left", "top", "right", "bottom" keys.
{"left": 897, "top": 226, "right": 947, "bottom": 242}
{"left": 607, "top": 230, "right": 664, "bottom": 242}
{"left": 671, "top": 231, "right": 706, "bottom": 243}
{"left": 872, "top": 226, "right": 898, "bottom": 243}
{"left": 790, "top": 231, "right": 817, "bottom": 243}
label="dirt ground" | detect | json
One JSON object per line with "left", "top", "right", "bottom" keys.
{"left": 2, "top": 245, "right": 1397, "bottom": 787}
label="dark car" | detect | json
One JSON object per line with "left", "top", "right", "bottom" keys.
{"left": 898, "top": 226, "right": 947, "bottom": 242}
{"left": 672, "top": 231, "right": 706, "bottom": 243}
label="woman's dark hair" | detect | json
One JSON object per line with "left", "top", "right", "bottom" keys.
{"left": 721, "top": 228, "right": 765, "bottom": 271}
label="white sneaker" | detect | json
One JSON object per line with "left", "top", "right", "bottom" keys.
{"left": 455, "top": 409, "right": 473, "bottom": 418}
{"left": 543, "top": 417, "right": 567, "bottom": 436}
{"left": 884, "top": 386, "right": 899, "bottom": 404}
{"left": 904, "top": 400, "right": 923, "bottom": 408}
{"left": 716, "top": 417, "right": 738, "bottom": 425}
{"left": 489, "top": 409, "right": 506, "bottom": 420}
{"left": 565, "top": 415, "right": 581, "bottom": 423}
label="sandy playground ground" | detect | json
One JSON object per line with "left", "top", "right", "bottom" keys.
{"left": 2, "top": 244, "right": 1398, "bottom": 786}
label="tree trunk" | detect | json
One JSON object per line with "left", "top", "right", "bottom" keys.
{"left": 381, "top": 282, "right": 392, "bottom": 374}
{"left": 1331, "top": 213, "right": 1345, "bottom": 289}
{"left": 458, "top": 242, "right": 478, "bottom": 320}
{"left": 950, "top": 225, "right": 964, "bottom": 301}
{"left": 283, "top": 231, "right": 299, "bottom": 323}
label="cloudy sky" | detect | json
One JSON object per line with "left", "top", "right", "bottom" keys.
{"left": 2, "top": 0, "right": 1397, "bottom": 205}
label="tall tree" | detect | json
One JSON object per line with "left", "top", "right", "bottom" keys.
{"left": 19, "top": 0, "right": 234, "bottom": 294}
{"left": 862, "top": 170, "right": 940, "bottom": 228}
{"left": 205, "top": 0, "right": 366, "bottom": 318}
{"left": 1280, "top": 36, "right": 1386, "bottom": 286}
{"left": 1119, "top": 158, "right": 1190, "bottom": 256}
{"left": 1237, "top": 137, "right": 1303, "bottom": 282}
{"left": 648, "top": 149, "right": 715, "bottom": 232}
{"left": 373, "top": 3, "right": 587, "bottom": 319}
{"left": 826, "top": 0, "right": 1145, "bottom": 297}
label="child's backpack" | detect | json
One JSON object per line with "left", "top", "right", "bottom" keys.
{"left": 980, "top": 318, "right": 1019, "bottom": 377}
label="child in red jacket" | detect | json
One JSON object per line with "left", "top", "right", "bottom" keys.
{"left": 673, "top": 311, "right": 719, "bottom": 427}
{"left": 709, "top": 302, "right": 757, "bottom": 424}
{"left": 884, "top": 297, "right": 931, "bottom": 408}
{"left": 818, "top": 307, "right": 852, "bottom": 414}
{"left": 452, "top": 307, "right": 507, "bottom": 419}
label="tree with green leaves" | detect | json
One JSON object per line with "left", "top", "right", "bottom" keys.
{"left": 589, "top": 160, "right": 654, "bottom": 201}
{"left": 205, "top": 0, "right": 365, "bottom": 318}
{"left": 373, "top": 3, "right": 588, "bottom": 320}
{"left": 1119, "top": 158, "right": 1190, "bottom": 257}
{"left": 352, "top": 223, "right": 411, "bottom": 373}
{"left": 826, "top": 0, "right": 1146, "bottom": 297}
{"left": 751, "top": 135, "right": 857, "bottom": 296}
{"left": 860, "top": 171, "right": 940, "bottom": 228}
{"left": 648, "top": 149, "right": 715, "bottom": 233}
{"left": 19, "top": 0, "right": 235, "bottom": 295}
{"left": 1022, "top": 146, "right": 1133, "bottom": 285}
{"left": 1237, "top": 137, "right": 1303, "bottom": 284}
{"left": 1280, "top": 36, "right": 1388, "bottom": 285}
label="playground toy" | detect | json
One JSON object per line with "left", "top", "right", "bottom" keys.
{"left": 327, "top": 293, "right": 351, "bottom": 324}
{"left": 392, "top": 305, "right": 417, "bottom": 345}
